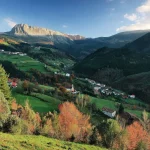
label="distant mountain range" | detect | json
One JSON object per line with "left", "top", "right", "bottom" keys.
{"left": 73, "top": 32, "right": 150, "bottom": 103}
{"left": 74, "top": 32, "right": 150, "bottom": 78}
{"left": 3, "top": 24, "right": 150, "bottom": 58}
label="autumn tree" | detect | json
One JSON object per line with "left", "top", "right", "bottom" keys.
{"left": 59, "top": 86, "right": 67, "bottom": 93}
{"left": 40, "top": 118, "right": 54, "bottom": 137}
{"left": 20, "top": 101, "right": 41, "bottom": 134}
{"left": 142, "top": 110, "right": 150, "bottom": 133}
{"left": 0, "top": 91, "right": 10, "bottom": 129}
{"left": 126, "top": 121, "right": 150, "bottom": 150}
{"left": 97, "top": 119, "right": 126, "bottom": 149}
{"left": 0, "top": 65, "right": 11, "bottom": 100}
{"left": 58, "top": 102, "right": 92, "bottom": 142}
{"left": 22, "top": 80, "right": 29, "bottom": 93}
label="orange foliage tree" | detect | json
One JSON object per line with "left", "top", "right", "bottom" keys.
{"left": 126, "top": 121, "right": 150, "bottom": 150}
{"left": 58, "top": 102, "right": 92, "bottom": 142}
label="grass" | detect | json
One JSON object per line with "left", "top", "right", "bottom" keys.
{"left": 122, "top": 98, "right": 147, "bottom": 106}
{"left": 0, "top": 54, "right": 47, "bottom": 73}
{"left": 31, "top": 93, "right": 61, "bottom": 111}
{"left": 90, "top": 97, "right": 116, "bottom": 110}
{"left": 90, "top": 96, "right": 149, "bottom": 119}
{"left": 12, "top": 92, "right": 59, "bottom": 113}
{"left": 0, "top": 132, "right": 106, "bottom": 150}
{"left": 39, "top": 84, "right": 55, "bottom": 90}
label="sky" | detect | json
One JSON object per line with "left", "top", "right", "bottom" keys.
{"left": 0, "top": 0, "right": 150, "bottom": 37}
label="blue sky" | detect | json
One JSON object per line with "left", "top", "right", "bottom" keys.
{"left": 0, "top": 0, "right": 150, "bottom": 37}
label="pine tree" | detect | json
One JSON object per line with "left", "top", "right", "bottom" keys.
{"left": 0, "top": 65, "right": 11, "bottom": 100}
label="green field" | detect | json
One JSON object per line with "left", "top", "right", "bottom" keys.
{"left": 0, "top": 53, "right": 47, "bottom": 73}
{"left": 12, "top": 92, "right": 60, "bottom": 113}
{"left": 0, "top": 132, "right": 106, "bottom": 150}
{"left": 90, "top": 96, "right": 149, "bottom": 119}
{"left": 39, "top": 84, "right": 55, "bottom": 90}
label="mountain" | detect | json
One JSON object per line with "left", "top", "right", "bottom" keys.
{"left": 66, "top": 30, "right": 150, "bottom": 58}
{"left": 125, "top": 32, "right": 150, "bottom": 52}
{"left": 74, "top": 32, "right": 150, "bottom": 82}
{"left": 4, "top": 24, "right": 150, "bottom": 58}
{"left": 74, "top": 32, "right": 150, "bottom": 103}
{"left": 113, "top": 71, "right": 150, "bottom": 104}
{"left": 6, "top": 24, "right": 84, "bottom": 46}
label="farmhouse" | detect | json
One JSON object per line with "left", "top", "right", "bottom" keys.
{"left": 102, "top": 107, "right": 116, "bottom": 118}
{"left": 66, "top": 84, "right": 75, "bottom": 92}
{"left": 8, "top": 79, "right": 18, "bottom": 88}
{"left": 129, "top": 94, "right": 135, "bottom": 99}
{"left": 66, "top": 73, "right": 70, "bottom": 77}
{"left": 94, "top": 86, "right": 101, "bottom": 95}
{"left": 66, "top": 84, "right": 79, "bottom": 94}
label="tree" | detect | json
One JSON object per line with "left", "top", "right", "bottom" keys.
{"left": 141, "top": 110, "right": 150, "bottom": 132}
{"left": 142, "top": 110, "right": 148, "bottom": 123}
{"left": 58, "top": 102, "right": 92, "bottom": 142}
{"left": 0, "top": 91, "right": 10, "bottom": 129}
{"left": 118, "top": 103, "right": 124, "bottom": 114}
{"left": 83, "top": 94, "right": 90, "bottom": 107}
{"left": 126, "top": 121, "right": 150, "bottom": 150}
{"left": 20, "top": 101, "right": 41, "bottom": 134}
{"left": 97, "top": 119, "right": 124, "bottom": 149}
{"left": 89, "top": 127, "right": 102, "bottom": 145}
{"left": 0, "top": 65, "right": 11, "bottom": 100}
{"left": 40, "top": 118, "right": 54, "bottom": 137}
{"left": 22, "top": 80, "right": 29, "bottom": 93}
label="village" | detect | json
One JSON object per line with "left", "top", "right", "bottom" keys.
{"left": 0, "top": 49, "right": 27, "bottom": 56}
{"left": 85, "top": 78, "right": 135, "bottom": 99}
{"left": 2, "top": 46, "right": 138, "bottom": 120}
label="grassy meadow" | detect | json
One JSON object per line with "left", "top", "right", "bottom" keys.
{"left": 0, "top": 53, "right": 47, "bottom": 73}
{"left": 12, "top": 92, "right": 60, "bottom": 113}
{"left": 0, "top": 132, "right": 106, "bottom": 150}
{"left": 90, "top": 96, "right": 149, "bottom": 119}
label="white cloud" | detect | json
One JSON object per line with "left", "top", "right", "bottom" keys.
{"left": 136, "top": 0, "right": 150, "bottom": 13}
{"left": 124, "top": 13, "right": 137, "bottom": 21}
{"left": 111, "top": 8, "right": 115, "bottom": 11}
{"left": 116, "top": 22, "right": 150, "bottom": 32}
{"left": 117, "top": 0, "right": 150, "bottom": 32}
{"left": 4, "top": 18, "right": 17, "bottom": 28}
{"left": 62, "top": 25, "right": 68, "bottom": 28}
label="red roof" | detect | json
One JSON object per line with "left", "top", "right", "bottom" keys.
{"left": 12, "top": 82, "right": 17, "bottom": 86}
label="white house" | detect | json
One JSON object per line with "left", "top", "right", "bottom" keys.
{"left": 94, "top": 87, "right": 101, "bottom": 91}
{"left": 129, "top": 94, "right": 135, "bottom": 99}
{"left": 66, "top": 84, "right": 75, "bottom": 92}
{"left": 66, "top": 73, "right": 70, "bottom": 77}
{"left": 19, "top": 53, "right": 27, "bottom": 56}
{"left": 102, "top": 107, "right": 116, "bottom": 118}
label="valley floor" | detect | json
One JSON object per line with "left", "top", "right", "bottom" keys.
{"left": 0, "top": 132, "right": 106, "bottom": 150}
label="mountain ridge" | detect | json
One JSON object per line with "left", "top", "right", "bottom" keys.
{"left": 3, "top": 24, "right": 150, "bottom": 58}
{"left": 7, "top": 24, "right": 85, "bottom": 41}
